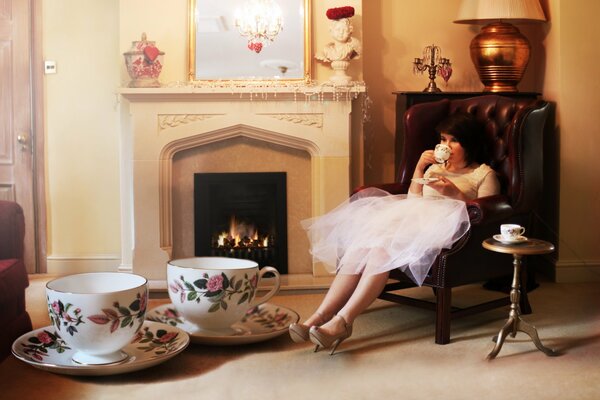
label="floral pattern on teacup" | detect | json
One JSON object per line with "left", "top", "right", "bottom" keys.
{"left": 169, "top": 272, "right": 258, "bottom": 313}
{"left": 242, "top": 305, "right": 294, "bottom": 329}
{"left": 47, "top": 291, "right": 147, "bottom": 336}
{"left": 47, "top": 298, "right": 84, "bottom": 336}
{"left": 19, "top": 330, "right": 70, "bottom": 361}
{"left": 130, "top": 326, "right": 181, "bottom": 354}
{"left": 87, "top": 292, "right": 148, "bottom": 333}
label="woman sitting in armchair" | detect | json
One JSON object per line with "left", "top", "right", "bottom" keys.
{"left": 289, "top": 112, "right": 500, "bottom": 354}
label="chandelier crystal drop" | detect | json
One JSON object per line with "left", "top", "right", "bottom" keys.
{"left": 234, "top": 0, "right": 284, "bottom": 53}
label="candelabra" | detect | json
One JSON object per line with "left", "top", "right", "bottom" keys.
{"left": 413, "top": 45, "right": 452, "bottom": 92}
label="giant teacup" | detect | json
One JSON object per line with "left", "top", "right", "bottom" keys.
{"left": 167, "top": 257, "right": 281, "bottom": 332}
{"left": 46, "top": 272, "right": 148, "bottom": 365}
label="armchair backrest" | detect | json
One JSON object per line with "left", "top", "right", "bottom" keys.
{"left": 397, "top": 95, "right": 550, "bottom": 214}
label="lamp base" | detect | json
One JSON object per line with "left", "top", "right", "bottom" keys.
{"left": 470, "top": 22, "right": 531, "bottom": 93}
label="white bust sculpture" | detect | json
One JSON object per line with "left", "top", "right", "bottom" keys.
{"left": 316, "top": 18, "right": 362, "bottom": 63}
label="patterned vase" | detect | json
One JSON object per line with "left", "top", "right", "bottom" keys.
{"left": 123, "top": 33, "right": 165, "bottom": 88}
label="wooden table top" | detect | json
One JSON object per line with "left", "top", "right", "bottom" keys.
{"left": 482, "top": 237, "right": 555, "bottom": 256}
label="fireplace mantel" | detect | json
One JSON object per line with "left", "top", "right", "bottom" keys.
{"left": 117, "top": 85, "right": 365, "bottom": 284}
{"left": 118, "top": 84, "right": 366, "bottom": 101}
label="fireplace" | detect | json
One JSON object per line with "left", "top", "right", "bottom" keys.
{"left": 117, "top": 86, "right": 365, "bottom": 282}
{"left": 194, "top": 172, "right": 288, "bottom": 273}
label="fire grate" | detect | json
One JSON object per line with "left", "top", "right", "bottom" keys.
{"left": 194, "top": 172, "right": 287, "bottom": 273}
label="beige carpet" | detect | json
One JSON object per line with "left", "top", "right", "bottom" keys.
{"left": 2, "top": 275, "right": 599, "bottom": 400}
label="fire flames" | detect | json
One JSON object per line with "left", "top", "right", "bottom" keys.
{"left": 215, "top": 215, "right": 270, "bottom": 249}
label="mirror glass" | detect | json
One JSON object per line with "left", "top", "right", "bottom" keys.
{"left": 189, "top": 0, "right": 311, "bottom": 81}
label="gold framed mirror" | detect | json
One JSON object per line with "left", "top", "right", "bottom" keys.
{"left": 188, "top": 0, "right": 311, "bottom": 81}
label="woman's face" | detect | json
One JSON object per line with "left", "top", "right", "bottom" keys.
{"left": 440, "top": 133, "right": 467, "bottom": 166}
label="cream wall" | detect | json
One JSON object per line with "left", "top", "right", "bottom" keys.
{"left": 43, "top": 0, "right": 122, "bottom": 273}
{"left": 552, "top": 0, "right": 600, "bottom": 281}
{"left": 43, "top": 0, "right": 599, "bottom": 281}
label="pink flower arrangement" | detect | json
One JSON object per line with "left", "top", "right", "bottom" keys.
{"left": 326, "top": 6, "right": 355, "bottom": 20}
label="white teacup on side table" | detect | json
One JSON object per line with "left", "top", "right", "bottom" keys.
{"left": 482, "top": 237, "right": 559, "bottom": 359}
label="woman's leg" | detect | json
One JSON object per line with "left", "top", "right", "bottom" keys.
{"left": 315, "top": 271, "right": 390, "bottom": 335}
{"left": 303, "top": 273, "right": 361, "bottom": 327}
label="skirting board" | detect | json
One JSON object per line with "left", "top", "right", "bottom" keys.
{"left": 45, "top": 256, "right": 333, "bottom": 291}
{"left": 555, "top": 260, "right": 600, "bottom": 283}
{"left": 45, "top": 256, "right": 600, "bottom": 283}
{"left": 46, "top": 255, "right": 121, "bottom": 275}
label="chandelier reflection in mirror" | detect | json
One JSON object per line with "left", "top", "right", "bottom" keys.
{"left": 234, "top": 0, "right": 284, "bottom": 53}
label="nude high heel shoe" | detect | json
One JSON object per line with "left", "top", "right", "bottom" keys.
{"left": 309, "top": 314, "right": 353, "bottom": 355}
{"left": 288, "top": 323, "right": 310, "bottom": 343}
{"left": 288, "top": 311, "right": 328, "bottom": 347}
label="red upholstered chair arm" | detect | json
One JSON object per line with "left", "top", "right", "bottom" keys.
{"left": 0, "top": 200, "right": 25, "bottom": 260}
{"left": 352, "top": 182, "right": 410, "bottom": 196}
{"left": 466, "top": 194, "right": 514, "bottom": 225}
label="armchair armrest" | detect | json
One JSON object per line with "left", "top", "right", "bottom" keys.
{"left": 0, "top": 200, "right": 25, "bottom": 260}
{"left": 466, "top": 194, "right": 514, "bottom": 225}
{"left": 352, "top": 182, "right": 410, "bottom": 196}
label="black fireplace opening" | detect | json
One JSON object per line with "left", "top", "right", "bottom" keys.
{"left": 194, "top": 172, "right": 287, "bottom": 274}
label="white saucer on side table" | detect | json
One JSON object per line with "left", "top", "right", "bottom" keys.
{"left": 493, "top": 234, "right": 528, "bottom": 244}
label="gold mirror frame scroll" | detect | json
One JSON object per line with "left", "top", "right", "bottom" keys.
{"left": 188, "top": 0, "right": 312, "bottom": 83}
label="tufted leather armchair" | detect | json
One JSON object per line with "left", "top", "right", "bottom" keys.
{"left": 357, "top": 95, "right": 550, "bottom": 344}
{"left": 0, "top": 200, "right": 32, "bottom": 360}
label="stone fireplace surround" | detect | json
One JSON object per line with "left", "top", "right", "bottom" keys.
{"left": 118, "top": 86, "right": 365, "bottom": 288}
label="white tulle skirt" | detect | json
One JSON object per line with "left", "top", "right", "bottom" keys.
{"left": 301, "top": 188, "right": 470, "bottom": 286}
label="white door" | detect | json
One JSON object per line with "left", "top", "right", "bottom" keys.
{"left": 0, "top": 0, "right": 38, "bottom": 273}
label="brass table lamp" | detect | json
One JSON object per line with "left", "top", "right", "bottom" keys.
{"left": 454, "top": 0, "right": 546, "bottom": 92}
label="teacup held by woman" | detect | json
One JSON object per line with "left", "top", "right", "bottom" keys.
{"left": 434, "top": 144, "right": 451, "bottom": 163}
{"left": 167, "top": 257, "right": 281, "bottom": 333}
{"left": 46, "top": 272, "right": 148, "bottom": 365}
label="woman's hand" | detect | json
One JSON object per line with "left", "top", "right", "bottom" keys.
{"left": 427, "top": 176, "right": 467, "bottom": 201}
{"left": 414, "top": 150, "right": 436, "bottom": 175}
{"left": 409, "top": 150, "right": 436, "bottom": 195}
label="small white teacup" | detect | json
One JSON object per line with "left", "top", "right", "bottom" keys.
{"left": 167, "top": 257, "right": 281, "bottom": 333}
{"left": 46, "top": 272, "right": 148, "bottom": 365}
{"left": 500, "top": 224, "right": 526, "bottom": 240}
{"left": 434, "top": 144, "right": 451, "bottom": 163}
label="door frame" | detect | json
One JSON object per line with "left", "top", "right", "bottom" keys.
{"left": 31, "top": 0, "right": 47, "bottom": 273}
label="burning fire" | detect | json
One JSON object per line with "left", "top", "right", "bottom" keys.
{"left": 215, "top": 215, "right": 270, "bottom": 248}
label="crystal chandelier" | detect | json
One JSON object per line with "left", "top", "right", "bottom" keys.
{"left": 234, "top": 0, "right": 283, "bottom": 53}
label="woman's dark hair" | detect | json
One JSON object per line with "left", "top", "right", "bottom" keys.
{"left": 435, "top": 112, "right": 485, "bottom": 165}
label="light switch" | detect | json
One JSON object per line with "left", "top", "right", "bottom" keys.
{"left": 44, "top": 61, "right": 57, "bottom": 74}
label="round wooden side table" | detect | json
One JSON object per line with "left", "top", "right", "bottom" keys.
{"left": 482, "top": 237, "right": 559, "bottom": 359}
